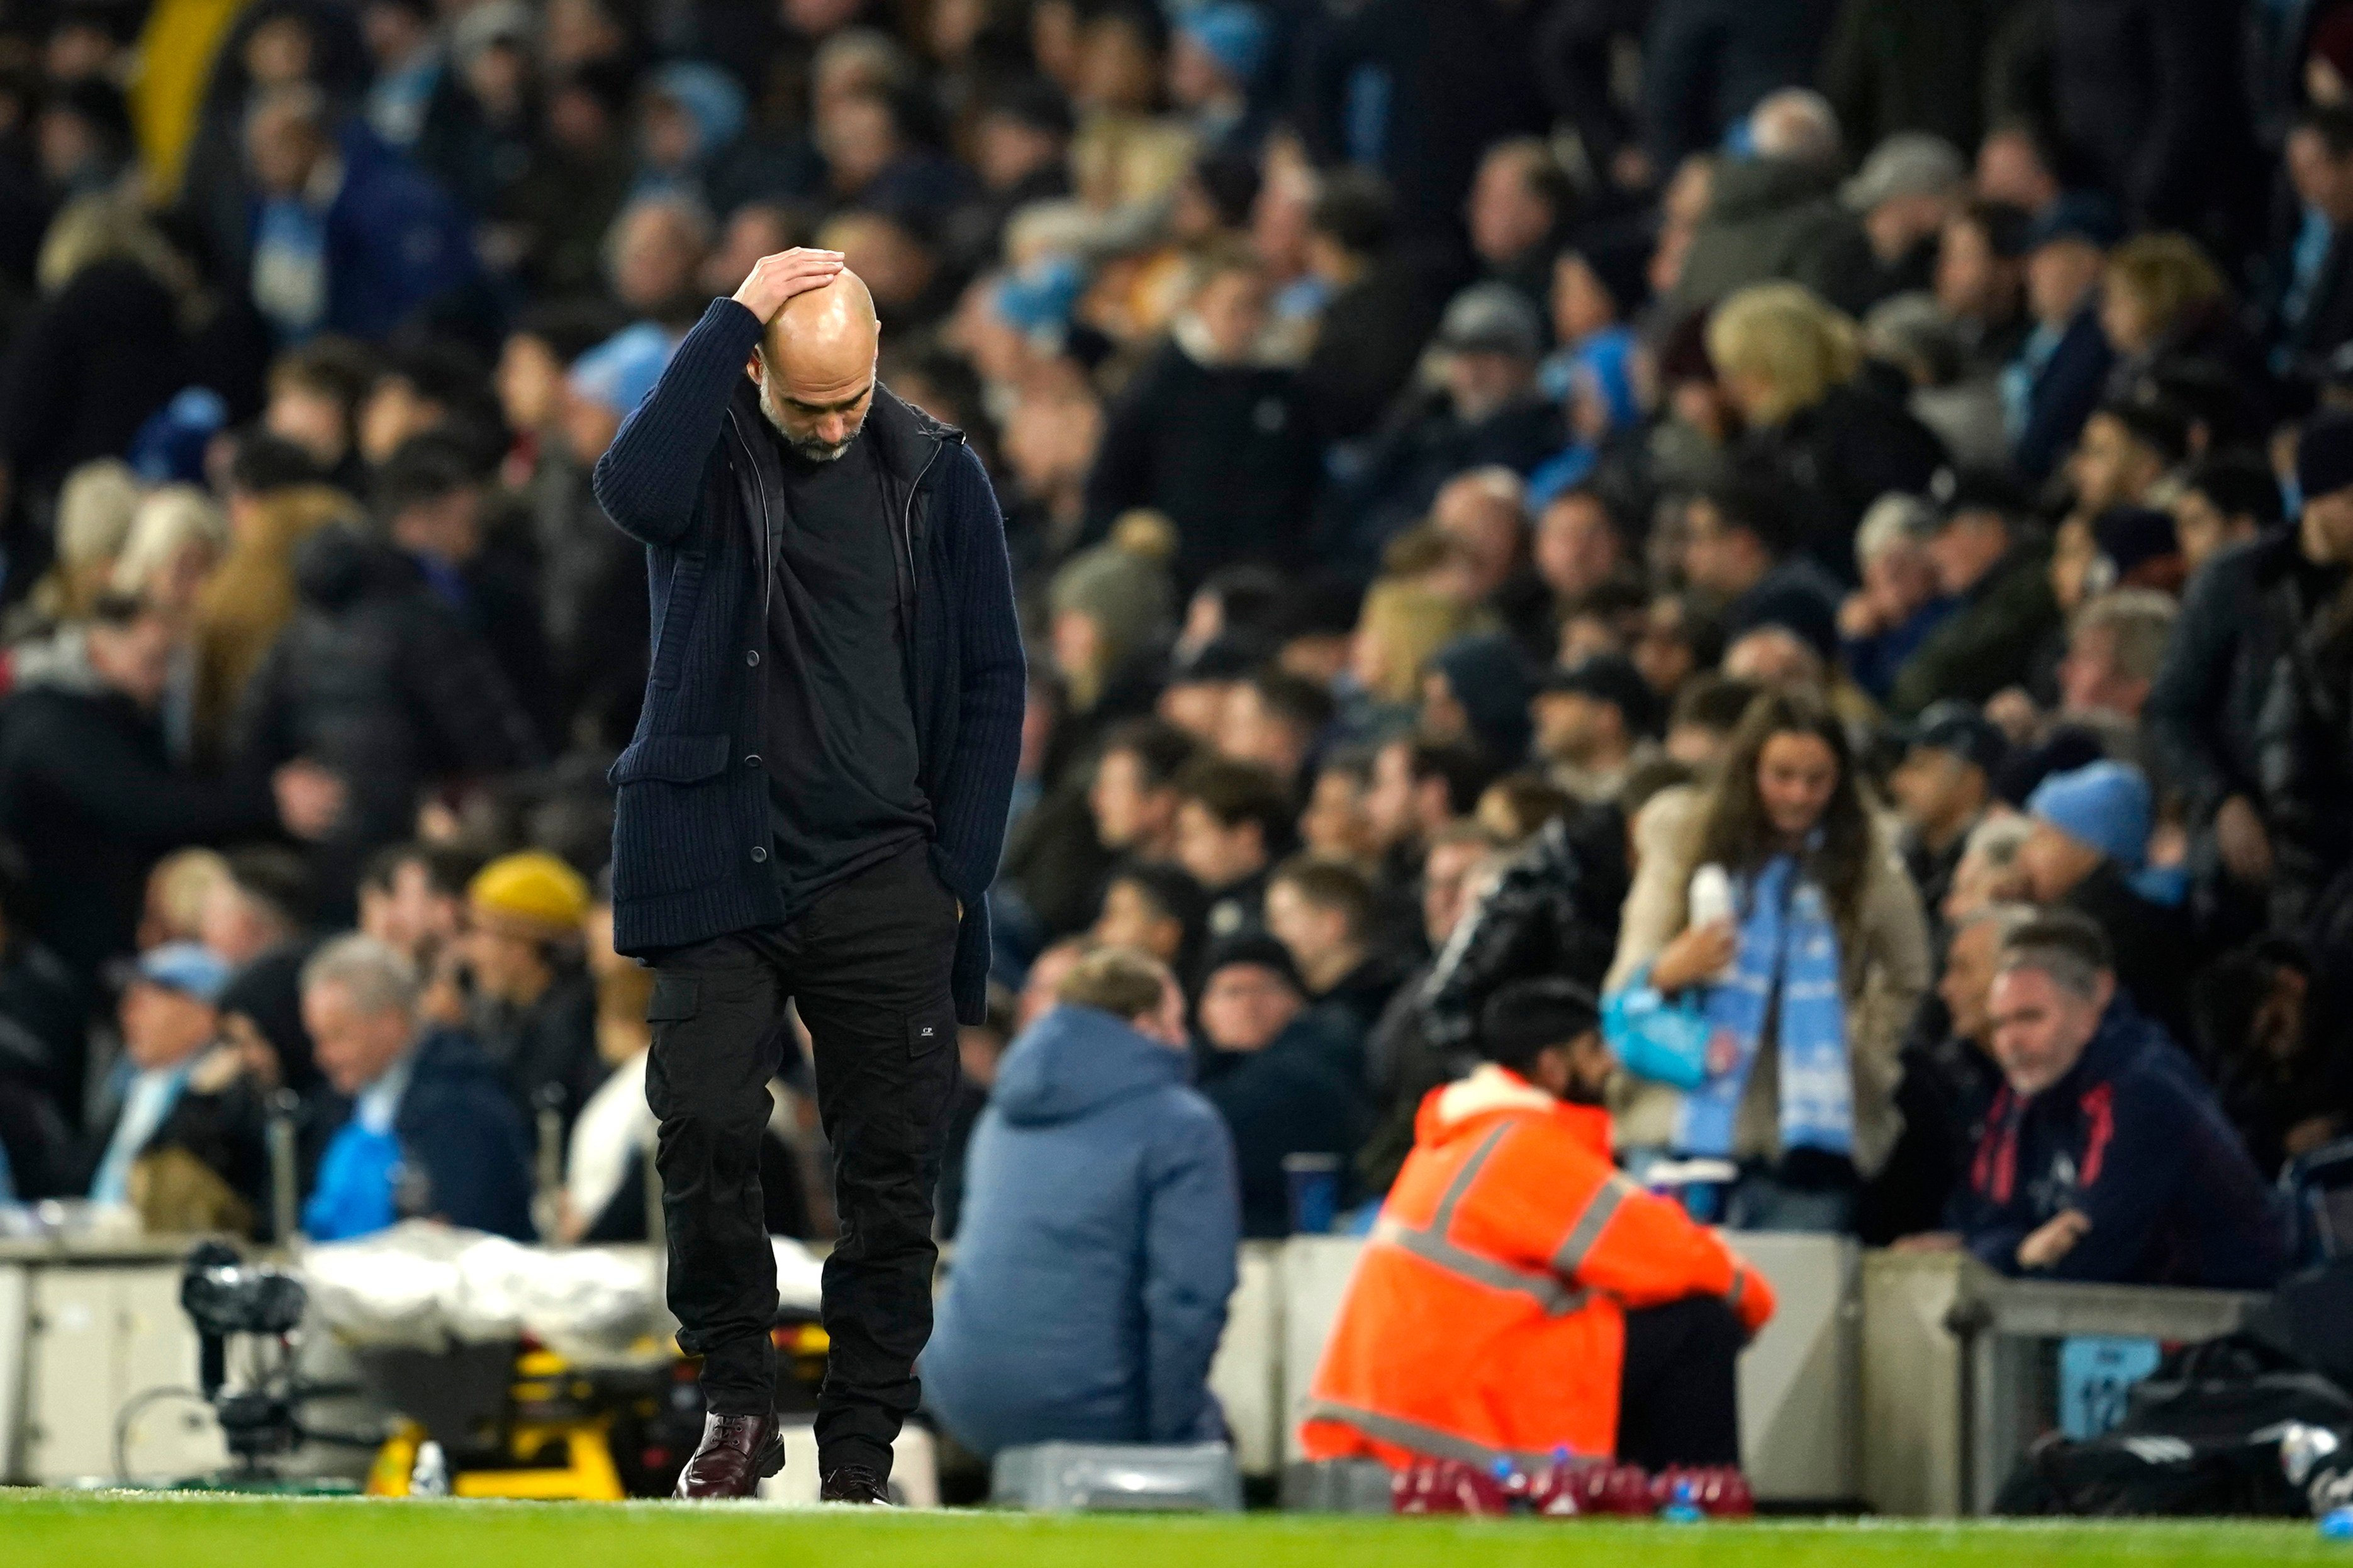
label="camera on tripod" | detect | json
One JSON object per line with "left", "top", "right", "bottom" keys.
{"left": 182, "top": 1242, "right": 307, "bottom": 1338}
{"left": 179, "top": 1240, "right": 309, "bottom": 1473}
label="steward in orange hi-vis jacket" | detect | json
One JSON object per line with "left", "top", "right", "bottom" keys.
{"left": 1300, "top": 980, "right": 1775, "bottom": 1471}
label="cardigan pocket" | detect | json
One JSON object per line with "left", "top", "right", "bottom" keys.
{"left": 607, "top": 733, "right": 733, "bottom": 786}
{"left": 608, "top": 733, "right": 741, "bottom": 898}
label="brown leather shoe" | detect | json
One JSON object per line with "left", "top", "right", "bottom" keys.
{"left": 674, "top": 1413, "right": 786, "bottom": 1499}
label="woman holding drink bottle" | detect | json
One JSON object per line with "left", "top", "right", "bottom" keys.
{"left": 1603, "top": 690, "right": 1927, "bottom": 1231}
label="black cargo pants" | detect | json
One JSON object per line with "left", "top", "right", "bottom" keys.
{"left": 644, "top": 838, "right": 961, "bottom": 1480}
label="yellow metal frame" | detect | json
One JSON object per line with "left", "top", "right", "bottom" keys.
{"left": 365, "top": 1426, "right": 422, "bottom": 1497}
{"left": 361, "top": 1333, "right": 829, "bottom": 1501}
{"left": 453, "top": 1421, "right": 625, "bottom": 1500}
{"left": 364, "top": 1415, "right": 626, "bottom": 1501}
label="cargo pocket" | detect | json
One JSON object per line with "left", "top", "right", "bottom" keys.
{"left": 648, "top": 973, "right": 702, "bottom": 1025}
{"left": 906, "top": 1011, "right": 953, "bottom": 1059}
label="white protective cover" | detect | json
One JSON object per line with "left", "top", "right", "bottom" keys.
{"left": 297, "top": 1221, "right": 825, "bottom": 1354}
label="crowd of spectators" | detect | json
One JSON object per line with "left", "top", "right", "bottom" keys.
{"left": 3, "top": 0, "right": 2351, "bottom": 1361}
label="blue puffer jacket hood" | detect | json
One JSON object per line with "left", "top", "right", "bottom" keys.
{"left": 990, "top": 1003, "right": 1187, "bottom": 1128}
{"left": 922, "top": 1001, "right": 1238, "bottom": 1456}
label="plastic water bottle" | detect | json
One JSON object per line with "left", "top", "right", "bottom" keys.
{"left": 1394, "top": 1462, "right": 1443, "bottom": 1515}
{"left": 2320, "top": 1506, "right": 2353, "bottom": 1540}
{"left": 1687, "top": 864, "right": 1735, "bottom": 965}
{"left": 2286, "top": 1423, "right": 2344, "bottom": 1486}
{"left": 1531, "top": 1445, "right": 1580, "bottom": 1518}
{"left": 410, "top": 1438, "right": 450, "bottom": 1498}
{"left": 1492, "top": 1455, "right": 1532, "bottom": 1514}
{"left": 1660, "top": 1473, "right": 1704, "bottom": 1524}
{"left": 1455, "top": 1460, "right": 1507, "bottom": 1515}
{"left": 1577, "top": 1462, "right": 1653, "bottom": 1515}
{"left": 1402, "top": 1460, "right": 1478, "bottom": 1515}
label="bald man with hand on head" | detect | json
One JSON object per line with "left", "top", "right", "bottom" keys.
{"left": 593, "top": 250, "right": 1026, "bottom": 1501}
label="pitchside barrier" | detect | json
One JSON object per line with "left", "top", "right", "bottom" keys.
{"left": 1858, "top": 1249, "right": 2264, "bottom": 1515}
{"left": 0, "top": 1232, "right": 2270, "bottom": 1513}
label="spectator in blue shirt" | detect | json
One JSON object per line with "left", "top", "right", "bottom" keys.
{"left": 243, "top": 82, "right": 476, "bottom": 344}
{"left": 300, "top": 933, "right": 531, "bottom": 1241}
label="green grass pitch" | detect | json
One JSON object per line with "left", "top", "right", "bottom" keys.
{"left": 0, "top": 1493, "right": 2336, "bottom": 1568}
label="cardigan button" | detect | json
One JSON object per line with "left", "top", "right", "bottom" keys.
{"left": 750, "top": 845, "right": 769, "bottom": 863}
{"left": 744, "top": 753, "right": 763, "bottom": 769}
{"left": 745, "top": 648, "right": 761, "bottom": 667}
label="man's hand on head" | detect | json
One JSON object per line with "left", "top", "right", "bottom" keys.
{"left": 733, "top": 248, "right": 846, "bottom": 325}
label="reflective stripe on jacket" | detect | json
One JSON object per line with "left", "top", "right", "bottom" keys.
{"left": 1300, "top": 1066, "right": 1775, "bottom": 1468}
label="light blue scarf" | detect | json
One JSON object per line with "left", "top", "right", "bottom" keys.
{"left": 2001, "top": 320, "right": 2064, "bottom": 442}
{"left": 250, "top": 196, "right": 328, "bottom": 342}
{"left": 1677, "top": 854, "right": 1855, "bottom": 1160}
{"left": 89, "top": 1064, "right": 194, "bottom": 1205}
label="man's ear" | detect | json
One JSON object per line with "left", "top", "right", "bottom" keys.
{"left": 744, "top": 351, "right": 764, "bottom": 386}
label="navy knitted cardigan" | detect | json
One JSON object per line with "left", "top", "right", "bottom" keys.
{"left": 591, "top": 298, "right": 1026, "bottom": 1023}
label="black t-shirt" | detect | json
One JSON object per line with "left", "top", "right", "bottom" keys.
{"left": 759, "top": 426, "right": 931, "bottom": 916}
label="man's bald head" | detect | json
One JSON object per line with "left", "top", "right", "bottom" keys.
{"left": 749, "top": 270, "right": 881, "bottom": 462}
{"left": 764, "top": 271, "right": 879, "bottom": 382}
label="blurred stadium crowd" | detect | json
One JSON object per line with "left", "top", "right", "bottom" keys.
{"left": 0, "top": 0, "right": 2348, "bottom": 1369}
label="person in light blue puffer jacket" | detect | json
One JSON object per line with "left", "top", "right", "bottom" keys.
{"left": 923, "top": 948, "right": 1239, "bottom": 1457}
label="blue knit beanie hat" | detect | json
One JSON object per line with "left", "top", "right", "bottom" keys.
{"left": 1178, "top": 3, "right": 1271, "bottom": 85}
{"left": 2026, "top": 760, "right": 2150, "bottom": 870}
{"left": 649, "top": 62, "right": 746, "bottom": 163}
{"left": 569, "top": 322, "right": 677, "bottom": 417}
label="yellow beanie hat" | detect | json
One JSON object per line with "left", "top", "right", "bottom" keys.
{"left": 468, "top": 851, "right": 591, "bottom": 935}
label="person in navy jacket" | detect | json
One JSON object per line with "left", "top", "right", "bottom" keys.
{"left": 1948, "top": 910, "right": 2288, "bottom": 1289}
{"left": 298, "top": 934, "right": 532, "bottom": 1245}
{"left": 2006, "top": 197, "right": 2120, "bottom": 482}
{"left": 241, "top": 86, "right": 478, "bottom": 344}
{"left": 590, "top": 247, "right": 1024, "bottom": 1501}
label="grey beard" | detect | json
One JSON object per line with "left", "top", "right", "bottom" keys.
{"left": 757, "top": 386, "right": 855, "bottom": 463}
{"left": 786, "top": 431, "right": 854, "bottom": 464}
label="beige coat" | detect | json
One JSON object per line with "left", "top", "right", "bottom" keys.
{"left": 191, "top": 485, "right": 354, "bottom": 754}
{"left": 1602, "top": 787, "right": 1929, "bottom": 1176}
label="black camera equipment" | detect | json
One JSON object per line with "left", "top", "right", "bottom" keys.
{"left": 177, "top": 1241, "right": 310, "bottom": 1472}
